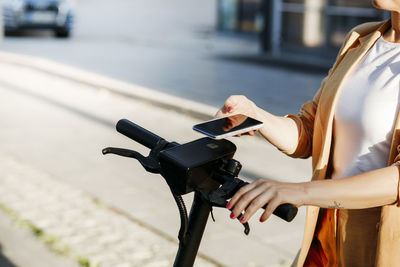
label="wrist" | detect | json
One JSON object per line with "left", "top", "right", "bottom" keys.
{"left": 289, "top": 182, "right": 308, "bottom": 207}
{"left": 252, "top": 104, "right": 264, "bottom": 121}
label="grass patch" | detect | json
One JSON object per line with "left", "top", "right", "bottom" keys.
{"left": 0, "top": 202, "right": 94, "bottom": 267}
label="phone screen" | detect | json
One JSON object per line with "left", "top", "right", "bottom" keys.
{"left": 193, "top": 114, "right": 263, "bottom": 139}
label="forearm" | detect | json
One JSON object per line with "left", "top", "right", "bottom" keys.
{"left": 228, "top": 166, "right": 399, "bottom": 223}
{"left": 302, "top": 166, "right": 400, "bottom": 209}
{"left": 254, "top": 106, "right": 299, "bottom": 154}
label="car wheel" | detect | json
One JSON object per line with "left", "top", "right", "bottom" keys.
{"left": 55, "top": 29, "right": 70, "bottom": 38}
{"left": 4, "top": 29, "right": 21, "bottom": 37}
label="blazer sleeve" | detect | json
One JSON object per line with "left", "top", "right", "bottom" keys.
{"left": 282, "top": 81, "right": 323, "bottom": 159}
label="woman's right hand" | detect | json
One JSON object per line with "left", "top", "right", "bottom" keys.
{"left": 215, "top": 95, "right": 259, "bottom": 119}
{"left": 215, "top": 95, "right": 261, "bottom": 136}
{"left": 216, "top": 95, "right": 300, "bottom": 153}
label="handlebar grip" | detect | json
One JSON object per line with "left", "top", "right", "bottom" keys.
{"left": 269, "top": 203, "right": 298, "bottom": 222}
{"left": 116, "top": 119, "right": 163, "bottom": 149}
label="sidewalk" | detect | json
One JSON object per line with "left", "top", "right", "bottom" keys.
{"left": 0, "top": 152, "right": 213, "bottom": 267}
{"left": 0, "top": 194, "right": 79, "bottom": 267}
{"left": 0, "top": 53, "right": 312, "bottom": 267}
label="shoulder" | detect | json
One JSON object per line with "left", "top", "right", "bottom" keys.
{"left": 336, "top": 20, "right": 389, "bottom": 57}
{"left": 348, "top": 20, "right": 388, "bottom": 36}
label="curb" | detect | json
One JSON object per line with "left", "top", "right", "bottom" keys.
{"left": 0, "top": 51, "right": 216, "bottom": 121}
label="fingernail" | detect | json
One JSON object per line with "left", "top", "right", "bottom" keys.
{"left": 227, "top": 106, "right": 233, "bottom": 112}
{"left": 260, "top": 217, "right": 265, "bottom": 223}
{"left": 226, "top": 202, "right": 231, "bottom": 209}
{"left": 230, "top": 212, "right": 235, "bottom": 219}
{"left": 240, "top": 216, "right": 246, "bottom": 223}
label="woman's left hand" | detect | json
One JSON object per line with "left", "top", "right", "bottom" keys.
{"left": 227, "top": 178, "right": 304, "bottom": 223}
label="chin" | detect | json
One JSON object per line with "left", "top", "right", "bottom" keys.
{"left": 372, "top": 0, "right": 384, "bottom": 9}
{"left": 372, "top": 0, "right": 400, "bottom": 11}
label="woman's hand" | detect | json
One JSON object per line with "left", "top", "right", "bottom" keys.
{"left": 227, "top": 178, "right": 304, "bottom": 223}
{"left": 215, "top": 95, "right": 260, "bottom": 136}
{"left": 216, "top": 95, "right": 300, "bottom": 152}
{"left": 215, "top": 95, "right": 259, "bottom": 119}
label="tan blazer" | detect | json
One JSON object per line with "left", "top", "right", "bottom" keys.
{"left": 285, "top": 19, "right": 400, "bottom": 266}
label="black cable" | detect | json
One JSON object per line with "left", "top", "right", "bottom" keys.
{"left": 173, "top": 193, "right": 189, "bottom": 245}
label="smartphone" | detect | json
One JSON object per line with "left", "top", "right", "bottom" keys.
{"left": 193, "top": 114, "right": 264, "bottom": 139}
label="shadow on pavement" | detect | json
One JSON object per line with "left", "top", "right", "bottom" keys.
{"left": 0, "top": 245, "right": 16, "bottom": 267}
{"left": 215, "top": 53, "right": 332, "bottom": 74}
{"left": 4, "top": 30, "right": 56, "bottom": 39}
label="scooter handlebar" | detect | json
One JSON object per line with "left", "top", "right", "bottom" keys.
{"left": 116, "top": 119, "right": 163, "bottom": 149}
{"left": 271, "top": 203, "right": 297, "bottom": 222}
{"left": 115, "top": 119, "right": 298, "bottom": 222}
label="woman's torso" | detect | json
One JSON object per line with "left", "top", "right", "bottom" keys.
{"left": 331, "top": 36, "right": 400, "bottom": 266}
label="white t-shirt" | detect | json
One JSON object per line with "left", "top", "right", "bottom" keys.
{"left": 332, "top": 36, "right": 400, "bottom": 179}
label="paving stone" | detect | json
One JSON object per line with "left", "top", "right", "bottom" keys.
{"left": 0, "top": 153, "right": 218, "bottom": 266}
{"left": 114, "top": 263, "right": 133, "bottom": 267}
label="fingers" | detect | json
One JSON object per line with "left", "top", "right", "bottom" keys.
{"left": 227, "top": 179, "right": 284, "bottom": 223}
{"left": 224, "top": 95, "right": 240, "bottom": 112}
{"left": 228, "top": 179, "right": 264, "bottom": 209}
{"left": 235, "top": 190, "right": 273, "bottom": 224}
{"left": 215, "top": 95, "right": 244, "bottom": 118}
{"left": 259, "top": 197, "right": 281, "bottom": 222}
{"left": 215, "top": 104, "right": 233, "bottom": 118}
{"left": 234, "top": 130, "right": 255, "bottom": 137}
{"left": 228, "top": 179, "right": 269, "bottom": 223}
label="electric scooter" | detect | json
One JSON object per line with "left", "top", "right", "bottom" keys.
{"left": 103, "top": 119, "right": 297, "bottom": 267}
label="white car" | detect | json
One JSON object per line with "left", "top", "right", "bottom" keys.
{"left": 2, "top": 0, "right": 75, "bottom": 37}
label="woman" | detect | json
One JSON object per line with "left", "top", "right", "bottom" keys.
{"left": 216, "top": 1, "right": 400, "bottom": 266}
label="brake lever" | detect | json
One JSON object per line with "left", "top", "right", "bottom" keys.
{"left": 102, "top": 147, "right": 161, "bottom": 173}
{"left": 102, "top": 139, "right": 169, "bottom": 174}
{"left": 197, "top": 179, "right": 250, "bottom": 235}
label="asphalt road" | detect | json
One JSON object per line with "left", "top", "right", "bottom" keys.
{"left": 0, "top": 0, "right": 325, "bottom": 116}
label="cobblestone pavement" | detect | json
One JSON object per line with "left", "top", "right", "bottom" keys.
{"left": 0, "top": 153, "right": 216, "bottom": 267}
